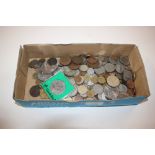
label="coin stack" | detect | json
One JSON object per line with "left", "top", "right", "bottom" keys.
{"left": 28, "top": 54, "right": 136, "bottom": 101}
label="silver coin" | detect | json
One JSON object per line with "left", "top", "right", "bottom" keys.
{"left": 37, "top": 72, "right": 52, "bottom": 81}
{"left": 105, "top": 63, "right": 115, "bottom": 72}
{"left": 123, "top": 70, "right": 133, "bottom": 81}
{"left": 103, "top": 84, "right": 119, "bottom": 100}
{"left": 94, "top": 66, "right": 105, "bottom": 75}
{"left": 119, "top": 56, "right": 130, "bottom": 66}
{"left": 98, "top": 93, "right": 106, "bottom": 100}
{"left": 79, "top": 65, "right": 88, "bottom": 72}
{"left": 116, "top": 64, "right": 124, "bottom": 73}
{"left": 50, "top": 80, "right": 66, "bottom": 95}
{"left": 118, "top": 84, "right": 127, "bottom": 93}
{"left": 109, "top": 57, "right": 118, "bottom": 65}
{"left": 87, "top": 68, "right": 94, "bottom": 75}
{"left": 93, "top": 84, "right": 104, "bottom": 95}
{"left": 98, "top": 56, "right": 109, "bottom": 65}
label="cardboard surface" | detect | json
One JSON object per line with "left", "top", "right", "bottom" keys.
{"left": 14, "top": 43, "right": 150, "bottom": 101}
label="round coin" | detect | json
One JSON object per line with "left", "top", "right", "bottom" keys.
{"left": 116, "top": 64, "right": 124, "bottom": 73}
{"left": 118, "top": 84, "right": 128, "bottom": 93}
{"left": 71, "top": 56, "right": 83, "bottom": 65}
{"left": 74, "top": 75, "right": 84, "bottom": 85}
{"left": 123, "top": 70, "right": 133, "bottom": 81}
{"left": 98, "top": 76, "right": 106, "bottom": 84}
{"left": 119, "top": 56, "right": 130, "bottom": 66}
{"left": 29, "top": 85, "right": 41, "bottom": 97}
{"left": 77, "top": 85, "right": 88, "bottom": 95}
{"left": 28, "top": 60, "right": 41, "bottom": 69}
{"left": 105, "top": 63, "right": 115, "bottom": 72}
{"left": 90, "top": 75, "right": 98, "bottom": 84}
{"left": 47, "top": 58, "right": 57, "bottom": 65}
{"left": 92, "top": 84, "right": 104, "bottom": 95}
{"left": 50, "top": 80, "right": 66, "bottom": 95}
{"left": 109, "top": 56, "right": 118, "bottom": 65}
{"left": 79, "top": 65, "right": 88, "bottom": 72}
{"left": 59, "top": 57, "right": 71, "bottom": 66}
{"left": 107, "top": 75, "right": 120, "bottom": 87}
{"left": 87, "top": 56, "right": 97, "bottom": 64}
{"left": 87, "top": 68, "right": 94, "bottom": 75}
{"left": 69, "top": 63, "right": 79, "bottom": 70}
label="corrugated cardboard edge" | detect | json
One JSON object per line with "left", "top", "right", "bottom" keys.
{"left": 13, "top": 46, "right": 23, "bottom": 99}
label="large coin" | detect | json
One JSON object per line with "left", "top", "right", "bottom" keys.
{"left": 50, "top": 80, "right": 66, "bottom": 95}
{"left": 105, "top": 63, "right": 115, "bottom": 72}
{"left": 107, "top": 75, "right": 120, "bottom": 87}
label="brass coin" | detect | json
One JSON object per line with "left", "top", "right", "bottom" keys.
{"left": 107, "top": 75, "right": 120, "bottom": 87}
{"left": 77, "top": 85, "right": 88, "bottom": 95}
{"left": 91, "top": 75, "right": 98, "bottom": 84}
{"left": 71, "top": 56, "right": 83, "bottom": 65}
{"left": 87, "top": 89, "right": 95, "bottom": 98}
{"left": 98, "top": 76, "right": 106, "bottom": 84}
{"left": 59, "top": 57, "right": 71, "bottom": 66}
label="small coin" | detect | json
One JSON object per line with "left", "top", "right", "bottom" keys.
{"left": 74, "top": 75, "right": 84, "bottom": 85}
{"left": 87, "top": 89, "right": 95, "bottom": 98}
{"left": 118, "top": 84, "right": 128, "bottom": 93}
{"left": 105, "top": 63, "right": 115, "bottom": 72}
{"left": 127, "top": 80, "right": 135, "bottom": 89}
{"left": 37, "top": 72, "right": 52, "bottom": 81}
{"left": 69, "top": 63, "right": 79, "bottom": 70}
{"left": 107, "top": 75, "right": 120, "bottom": 87}
{"left": 87, "top": 56, "right": 98, "bottom": 64}
{"left": 50, "top": 80, "right": 66, "bottom": 95}
{"left": 79, "top": 65, "right": 88, "bottom": 72}
{"left": 29, "top": 85, "right": 41, "bottom": 97}
{"left": 94, "top": 66, "right": 105, "bottom": 75}
{"left": 116, "top": 64, "right": 124, "bottom": 73}
{"left": 71, "top": 56, "right": 83, "bottom": 65}
{"left": 28, "top": 60, "right": 41, "bottom": 69}
{"left": 93, "top": 84, "right": 104, "bottom": 95}
{"left": 119, "top": 56, "right": 130, "bottom": 66}
{"left": 59, "top": 57, "right": 71, "bottom": 66}
{"left": 123, "top": 70, "right": 133, "bottom": 81}
{"left": 98, "top": 76, "right": 106, "bottom": 84}
{"left": 77, "top": 85, "right": 88, "bottom": 95}
{"left": 90, "top": 75, "right": 98, "bottom": 84}
{"left": 87, "top": 68, "right": 94, "bottom": 75}
{"left": 47, "top": 58, "right": 57, "bottom": 65}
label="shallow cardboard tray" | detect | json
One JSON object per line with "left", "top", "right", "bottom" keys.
{"left": 13, "top": 43, "right": 150, "bottom": 107}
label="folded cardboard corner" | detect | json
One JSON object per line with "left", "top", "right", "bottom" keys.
{"left": 13, "top": 43, "right": 150, "bottom": 107}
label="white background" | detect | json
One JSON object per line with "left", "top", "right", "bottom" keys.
{"left": 0, "top": 26, "right": 155, "bottom": 129}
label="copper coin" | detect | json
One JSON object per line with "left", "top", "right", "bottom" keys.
{"left": 28, "top": 60, "right": 41, "bottom": 69}
{"left": 127, "top": 80, "right": 135, "bottom": 89}
{"left": 87, "top": 61, "right": 100, "bottom": 68}
{"left": 47, "top": 58, "right": 57, "bottom": 65}
{"left": 87, "top": 56, "right": 97, "bottom": 64}
{"left": 74, "top": 75, "right": 83, "bottom": 85}
{"left": 69, "top": 62, "right": 79, "bottom": 70}
{"left": 59, "top": 57, "right": 71, "bottom": 66}
{"left": 71, "top": 56, "right": 83, "bottom": 65}
{"left": 29, "top": 85, "right": 41, "bottom": 97}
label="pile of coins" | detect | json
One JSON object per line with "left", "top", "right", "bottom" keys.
{"left": 28, "top": 54, "right": 136, "bottom": 101}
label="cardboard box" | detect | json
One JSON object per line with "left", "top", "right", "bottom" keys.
{"left": 13, "top": 43, "right": 150, "bottom": 107}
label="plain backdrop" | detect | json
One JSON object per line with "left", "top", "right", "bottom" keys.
{"left": 0, "top": 26, "right": 155, "bottom": 129}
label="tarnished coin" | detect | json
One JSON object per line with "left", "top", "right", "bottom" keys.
{"left": 77, "top": 85, "right": 88, "bottom": 95}
{"left": 71, "top": 56, "right": 83, "bottom": 65}
{"left": 118, "top": 84, "right": 128, "bottom": 93}
{"left": 74, "top": 75, "right": 84, "bottom": 85}
{"left": 109, "top": 56, "right": 118, "bottom": 65}
{"left": 69, "top": 63, "right": 79, "bottom": 70}
{"left": 98, "top": 76, "right": 106, "bottom": 84}
{"left": 87, "top": 56, "right": 98, "bottom": 64}
{"left": 119, "top": 56, "right": 130, "bottom": 66}
{"left": 59, "top": 57, "right": 71, "bottom": 66}
{"left": 93, "top": 84, "right": 104, "bottom": 95}
{"left": 87, "top": 68, "right": 94, "bottom": 75}
{"left": 28, "top": 60, "right": 41, "bottom": 69}
{"left": 87, "top": 89, "right": 95, "bottom": 98}
{"left": 105, "top": 63, "right": 115, "bottom": 72}
{"left": 79, "top": 65, "right": 88, "bottom": 72}
{"left": 116, "top": 64, "right": 124, "bottom": 73}
{"left": 107, "top": 75, "right": 120, "bottom": 87}
{"left": 127, "top": 80, "right": 135, "bottom": 89}
{"left": 50, "top": 80, "right": 66, "bottom": 95}
{"left": 29, "top": 85, "right": 41, "bottom": 97}
{"left": 40, "top": 89, "right": 48, "bottom": 99}
{"left": 37, "top": 72, "right": 52, "bottom": 81}
{"left": 47, "top": 58, "right": 57, "bottom": 66}
{"left": 123, "top": 70, "right": 133, "bottom": 81}
{"left": 90, "top": 75, "right": 98, "bottom": 84}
